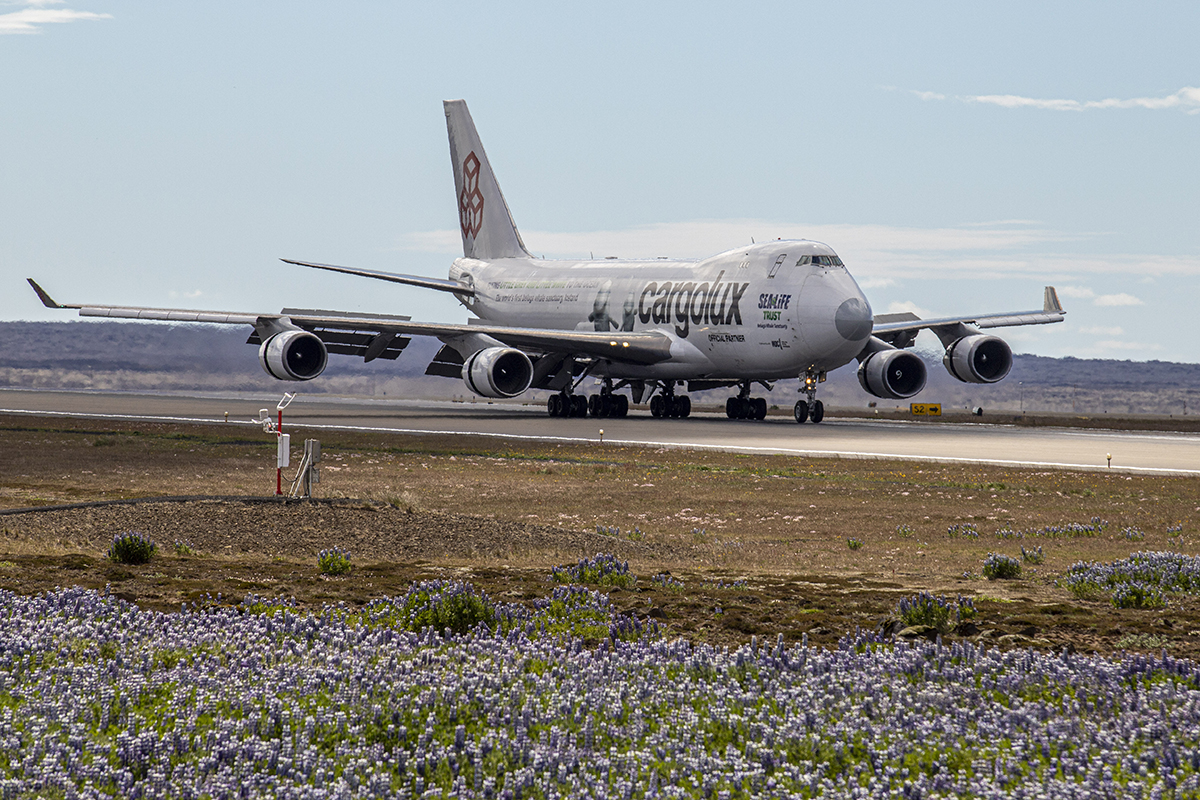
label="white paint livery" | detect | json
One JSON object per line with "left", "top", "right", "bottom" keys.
{"left": 27, "top": 100, "right": 1065, "bottom": 423}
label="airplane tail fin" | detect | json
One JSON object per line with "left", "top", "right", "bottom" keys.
{"left": 444, "top": 100, "right": 530, "bottom": 260}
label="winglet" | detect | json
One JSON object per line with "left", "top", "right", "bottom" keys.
{"left": 27, "top": 279, "right": 63, "bottom": 309}
{"left": 1044, "top": 286, "right": 1064, "bottom": 315}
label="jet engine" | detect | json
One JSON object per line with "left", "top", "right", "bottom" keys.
{"left": 857, "top": 348, "right": 927, "bottom": 399}
{"left": 462, "top": 347, "right": 534, "bottom": 398}
{"left": 258, "top": 330, "right": 328, "bottom": 381}
{"left": 943, "top": 334, "right": 1012, "bottom": 384}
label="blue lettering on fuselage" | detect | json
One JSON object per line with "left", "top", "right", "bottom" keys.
{"left": 758, "top": 293, "right": 791, "bottom": 311}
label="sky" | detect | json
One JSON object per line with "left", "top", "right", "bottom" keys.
{"left": 3, "top": 1, "right": 1198, "bottom": 363}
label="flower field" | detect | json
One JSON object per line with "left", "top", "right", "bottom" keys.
{"left": 3, "top": 586, "right": 1200, "bottom": 799}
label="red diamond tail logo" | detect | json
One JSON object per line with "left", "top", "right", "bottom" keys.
{"left": 459, "top": 152, "right": 484, "bottom": 240}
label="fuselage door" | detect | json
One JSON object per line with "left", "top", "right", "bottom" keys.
{"left": 767, "top": 254, "right": 787, "bottom": 279}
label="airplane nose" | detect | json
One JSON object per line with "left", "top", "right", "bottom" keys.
{"left": 835, "top": 297, "right": 872, "bottom": 342}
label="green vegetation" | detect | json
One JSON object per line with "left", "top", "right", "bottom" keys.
{"left": 317, "top": 548, "right": 352, "bottom": 576}
{"left": 107, "top": 531, "right": 156, "bottom": 565}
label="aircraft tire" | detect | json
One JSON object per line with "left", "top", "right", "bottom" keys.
{"left": 793, "top": 400, "right": 809, "bottom": 424}
{"left": 650, "top": 395, "right": 665, "bottom": 418}
{"left": 547, "top": 395, "right": 561, "bottom": 417}
{"left": 676, "top": 396, "right": 691, "bottom": 418}
{"left": 811, "top": 400, "right": 825, "bottom": 423}
{"left": 726, "top": 397, "right": 738, "bottom": 419}
{"left": 572, "top": 395, "right": 587, "bottom": 417}
{"left": 752, "top": 398, "right": 767, "bottom": 420}
{"left": 600, "top": 395, "right": 614, "bottom": 417}
{"left": 615, "top": 395, "right": 629, "bottom": 417}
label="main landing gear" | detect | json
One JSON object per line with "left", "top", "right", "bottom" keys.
{"left": 546, "top": 392, "right": 587, "bottom": 418}
{"left": 725, "top": 381, "right": 767, "bottom": 420}
{"left": 649, "top": 383, "right": 691, "bottom": 418}
{"left": 546, "top": 380, "right": 630, "bottom": 418}
{"left": 793, "top": 369, "right": 825, "bottom": 424}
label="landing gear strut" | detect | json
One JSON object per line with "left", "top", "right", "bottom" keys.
{"left": 794, "top": 369, "right": 825, "bottom": 424}
{"left": 649, "top": 382, "right": 691, "bottom": 419}
{"left": 726, "top": 381, "right": 767, "bottom": 420}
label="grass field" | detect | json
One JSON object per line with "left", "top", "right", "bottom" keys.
{"left": 1, "top": 415, "right": 1198, "bottom": 656}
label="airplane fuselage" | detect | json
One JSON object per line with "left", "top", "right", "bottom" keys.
{"left": 450, "top": 240, "right": 873, "bottom": 381}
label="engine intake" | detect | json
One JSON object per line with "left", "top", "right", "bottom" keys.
{"left": 943, "top": 335, "right": 1012, "bottom": 384}
{"left": 857, "top": 348, "right": 927, "bottom": 399}
{"left": 258, "top": 330, "right": 328, "bottom": 381}
{"left": 462, "top": 347, "right": 534, "bottom": 398}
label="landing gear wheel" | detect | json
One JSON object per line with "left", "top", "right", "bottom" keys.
{"left": 572, "top": 395, "right": 587, "bottom": 417}
{"left": 547, "top": 394, "right": 562, "bottom": 417}
{"left": 728, "top": 397, "right": 752, "bottom": 419}
{"left": 615, "top": 395, "right": 629, "bottom": 417}
{"left": 674, "top": 396, "right": 691, "bottom": 418}
{"left": 751, "top": 397, "right": 767, "bottom": 420}
{"left": 810, "top": 399, "right": 824, "bottom": 423}
{"left": 650, "top": 395, "right": 665, "bottom": 418}
{"left": 793, "top": 400, "right": 809, "bottom": 424}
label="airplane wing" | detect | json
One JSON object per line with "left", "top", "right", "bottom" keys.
{"left": 871, "top": 286, "right": 1065, "bottom": 348}
{"left": 26, "top": 279, "right": 673, "bottom": 365}
{"left": 280, "top": 259, "right": 476, "bottom": 297}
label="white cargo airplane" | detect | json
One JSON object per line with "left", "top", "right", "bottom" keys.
{"left": 28, "top": 100, "right": 1065, "bottom": 423}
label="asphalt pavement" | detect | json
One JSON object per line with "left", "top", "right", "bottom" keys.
{"left": 2, "top": 388, "right": 1198, "bottom": 475}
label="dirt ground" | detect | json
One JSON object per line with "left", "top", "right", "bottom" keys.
{"left": 1, "top": 414, "right": 1198, "bottom": 655}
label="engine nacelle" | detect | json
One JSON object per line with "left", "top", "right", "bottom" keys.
{"left": 943, "top": 335, "right": 1012, "bottom": 384}
{"left": 258, "top": 330, "right": 328, "bottom": 381}
{"left": 462, "top": 347, "right": 534, "bottom": 398}
{"left": 857, "top": 348, "right": 927, "bottom": 399}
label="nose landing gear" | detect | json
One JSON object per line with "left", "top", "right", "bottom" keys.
{"left": 794, "top": 369, "right": 825, "bottom": 423}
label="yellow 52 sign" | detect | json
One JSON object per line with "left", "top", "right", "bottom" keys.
{"left": 910, "top": 403, "right": 942, "bottom": 417}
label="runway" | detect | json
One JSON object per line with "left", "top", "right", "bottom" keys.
{"left": 2, "top": 388, "right": 1198, "bottom": 475}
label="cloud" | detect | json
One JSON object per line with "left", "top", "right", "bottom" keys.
{"left": 0, "top": 2, "right": 110, "bottom": 34}
{"left": 884, "top": 301, "right": 934, "bottom": 318}
{"left": 402, "top": 219, "right": 1074, "bottom": 260}
{"left": 1079, "top": 325, "right": 1124, "bottom": 336}
{"left": 913, "top": 86, "right": 1200, "bottom": 115}
{"left": 1094, "top": 293, "right": 1144, "bottom": 307}
{"left": 855, "top": 277, "right": 896, "bottom": 290}
{"left": 1096, "top": 340, "right": 1161, "bottom": 352}
{"left": 1055, "top": 288, "right": 1145, "bottom": 307}
{"left": 398, "top": 220, "right": 1200, "bottom": 284}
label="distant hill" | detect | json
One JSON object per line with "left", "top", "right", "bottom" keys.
{"left": 2, "top": 320, "right": 1198, "bottom": 414}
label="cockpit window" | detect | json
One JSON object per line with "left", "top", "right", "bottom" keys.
{"left": 797, "top": 254, "right": 845, "bottom": 267}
